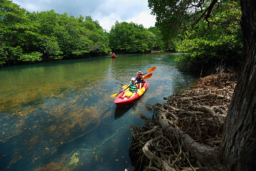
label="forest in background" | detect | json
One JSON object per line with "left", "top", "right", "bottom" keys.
{"left": 0, "top": 0, "right": 111, "bottom": 65}
{"left": 1, "top": 0, "right": 242, "bottom": 72}
{"left": 0, "top": 0, "right": 164, "bottom": 66}
{"left": 109, "top": 22, "right": 164, "bottom": 53}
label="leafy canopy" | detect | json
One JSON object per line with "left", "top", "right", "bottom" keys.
{"left": 176, "top": 1, "right": 242, "bottom": 66}
{"left": 109, "top": 21, "right": 160, "bottom": 53}
{"left": 0, "top": 0, "right": 110, "bottom": 65}
{"left": 149, "top": 0, "right": 242, "bottom": 71}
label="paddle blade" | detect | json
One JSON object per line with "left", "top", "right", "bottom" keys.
{"left": 147, "top": 66, "right": 156, "bottom": 73}
{"left": 111, "top": 93, "right": 118, "bottom": 98}
{"left": 142, "top": 73, "right": 153, "bottom": 80}
{"left": 111, "top": 90, "right": 123, "bottom": 98}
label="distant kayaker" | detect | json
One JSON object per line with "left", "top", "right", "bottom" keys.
{"left": 112, "top": 53, "right": 116, "bottom": 57}
{"left": 136, "top": 71, "right": 144, "bottom": 89}
{"left": 122, "top": 77, "right": 137, "bottom": 99}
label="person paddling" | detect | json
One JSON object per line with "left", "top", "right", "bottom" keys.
{"left": 122, "top": 77, "right": 137, "bottom": 99}
{"left": 112, "top": 53, "right": 116, "bottom": 57}
{"left": 136, "top": 71, "right": 144, "bottom": 89}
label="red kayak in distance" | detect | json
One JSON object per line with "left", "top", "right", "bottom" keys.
{"left": 114, "top": 81, "right": 148, "bottom": 107}
{"left": 112, "top": 56, "right": 116, "bottom": 58}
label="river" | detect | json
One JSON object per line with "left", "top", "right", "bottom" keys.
{"left": 0, "top": 53, "right": 199, "bottom": 171}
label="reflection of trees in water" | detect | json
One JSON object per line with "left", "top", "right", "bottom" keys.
{"left": 108, "top": 54, "right": 159, "bottom": 83}
{"left": 0, "top": 73, "right": 107, "bottom": 112}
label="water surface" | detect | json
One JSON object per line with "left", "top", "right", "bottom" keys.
{"left": 0, "top": 53, "right": 199, "bottom": 171}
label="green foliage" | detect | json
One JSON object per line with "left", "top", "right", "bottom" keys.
{"left": 175, "top": 1, "right": 242, "bottom": 70}
{"left": 19, "top": 52, "right": 43, "bottom": 62}
{"left": 148, "top": 0, "right": 191, "bottom": 48}
{"left": 148, "top": 27, "right": 164, "bottom": 49}
{"left": 0, "top": 46, "right": 23, "bottom": 64}
{"left": 109, "top": 22, "right": 158, "bottom": 52}
{"left": 148, "top": 0, "right": 242, "bottom": 71}
{"left": 0, "top": 0, "right": 110, "bottom": 65}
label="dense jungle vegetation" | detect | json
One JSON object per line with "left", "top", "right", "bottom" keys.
{"left": 0, "top": 0, "right": 110, "bottom": 65}
{"left": 149, "top": 0, "right": 242, "bottom": 72}
{"left": 0, "top": 0, "right": 164, "bottom": 66}
{"left": 109, "top": 22, "right": 164, "bottom": 52}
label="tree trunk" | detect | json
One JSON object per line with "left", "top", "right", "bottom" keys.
{"left": 218, "top": 0, "right": 256, "bottom": 170}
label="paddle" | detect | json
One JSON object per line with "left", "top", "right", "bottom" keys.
{"left": 111, "top": 85, "right": 129, "bottom": 98}
{"left": 116, "top": 66, "right": 156, "bottom": 86}
{"left": 144, "top": 66, "right": 156, "bottom": 75}
{"left": 111, "top": 73, "right": 153, "bottom": 98}
{"left": 142, "top": 73, "right": 152, "bottom": 80}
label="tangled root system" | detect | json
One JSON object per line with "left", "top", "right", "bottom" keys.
{"left": 129, "top": 72, "right": 237, "bottom": 171}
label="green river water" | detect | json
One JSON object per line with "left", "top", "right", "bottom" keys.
{"left": 0, "top": 53, "right": 199, "bottom": 171}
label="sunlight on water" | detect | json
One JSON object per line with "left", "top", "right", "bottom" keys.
{"left": 0, "top": 53, "right": 199, "bottom": 171}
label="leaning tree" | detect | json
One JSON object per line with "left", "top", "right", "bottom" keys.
{"left": 147, "top": 0, "right": 256, "bottom": 170}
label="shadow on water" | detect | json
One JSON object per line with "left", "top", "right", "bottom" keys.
{"left": 114, "top": 104, "right": 136, "bottom": 120}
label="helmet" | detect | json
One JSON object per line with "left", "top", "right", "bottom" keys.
{"left": 131, "top": 77, "right": 136, "bottom": 81}
{"left": 137, "top": 71, "right": 143, "bottom": 75}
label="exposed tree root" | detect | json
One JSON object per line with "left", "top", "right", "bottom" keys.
{"left": 129, "top": 72, "right": 237, "bottom": 171}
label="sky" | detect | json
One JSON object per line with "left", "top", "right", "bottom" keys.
{"left": 12, "top": 0, "right": 156, "bottom": 31}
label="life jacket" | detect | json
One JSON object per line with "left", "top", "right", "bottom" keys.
{"left": 129, "top": 82, "right": 137, "bottom": 92}
{"left": 136, "top": 74, "right": 143, "bottom": 83}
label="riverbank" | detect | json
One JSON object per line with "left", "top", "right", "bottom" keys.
{"left": 0, "top": 52, "right": 111, "bottom": 67}
{"left": 129, "top": 71, "right": 237, "bottom": 171}
{"left": 1, "top": 51, "right": 174, "bottom": 67}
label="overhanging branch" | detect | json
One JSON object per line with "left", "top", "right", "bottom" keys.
{"left": 190, "top": 0, "right": 218, "bottom": 27}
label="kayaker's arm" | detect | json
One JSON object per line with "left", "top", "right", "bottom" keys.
{"left": 123, "top": 85, "right": 130, "bottom": 91}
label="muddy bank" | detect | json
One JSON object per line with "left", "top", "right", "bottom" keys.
{"left": 129, "top": 72, "right": 237, "bottom": 171}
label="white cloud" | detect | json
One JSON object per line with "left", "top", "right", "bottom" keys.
{"left": 25, "top": 4, "right": 39, "bottom": 11}
{"left": 126, "top": 12, "right": 156, "bottom": 29}
{"left": 12, "top": 0, "right": 156, "bottom": 31}
{"left": 93, "top": 11, "right": 156, "bottom": 32}
{"left": 91, "top": 0, "right": 156, "bottom": 31}
{"left": 94, "top": 13, "right": 121, "bottom": 32}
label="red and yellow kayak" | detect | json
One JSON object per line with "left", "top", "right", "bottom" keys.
{"left": 114, "top": 81, "right": 148, "bottom": 107}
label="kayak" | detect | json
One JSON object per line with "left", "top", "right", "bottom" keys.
{"left": 114, "top": 81, "right": 148, "bottom": 107}
{"left": 112, "top": 56, "right": 116, "bottom": 58}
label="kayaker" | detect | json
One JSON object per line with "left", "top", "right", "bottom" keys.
{"left": 112, "top": 53, "right": 116, "bottom": 57}
{"left": 136, "top": 71, "right": 144, "bottom": 89}
{"left": 122, "top": 77, "right": 137, "bottom": 98}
